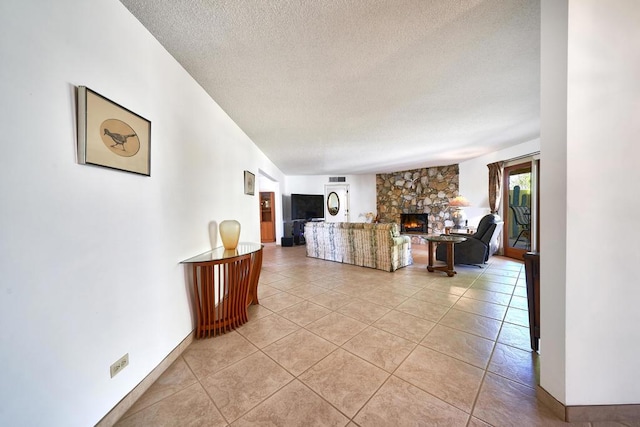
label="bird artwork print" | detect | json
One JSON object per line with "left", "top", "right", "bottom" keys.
{"left": 100, "top": 119, "right": 141, "bottom": 157}
{"left": 103, "top": 128, "right": 137, "bottom": 151}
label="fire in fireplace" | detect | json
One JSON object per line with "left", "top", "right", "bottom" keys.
{"left": 400, "top": 213, "right": 428, "bottom": 234}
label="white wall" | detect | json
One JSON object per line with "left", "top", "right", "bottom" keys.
{"left": 540, "top": 0, "right": 569, "bottom": 404}
{"left": 458, "top": 139, "right": 540, "bottom": 226}
{"left": 541, "top": 0, "right": 640, "bottom": 407}
{"left": 0, "top": 1, "right": 284, "bottom": 425}
{"left": 285, "top": 175, "right": 377, "bottom": 222}
{"left": 563, "top": 0, "right": 640, "bottom": 405}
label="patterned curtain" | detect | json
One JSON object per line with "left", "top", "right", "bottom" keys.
{"left": 487, "top": 162, "right": 504, "bottom": 214}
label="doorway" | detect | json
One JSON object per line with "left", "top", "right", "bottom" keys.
{"left": 259, "top": 192, "right": 276, "bottom": 243}
{"left": 324, "top": 184, "right": 350, "bottom": 222}
{"left": 503, "top": 161, "right": 538, "bottom": 259}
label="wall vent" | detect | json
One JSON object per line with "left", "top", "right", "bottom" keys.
{"left": 329, "top": 177, "right": 346, "bottom": 183}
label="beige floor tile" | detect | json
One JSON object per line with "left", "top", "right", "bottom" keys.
{"left": 336, "top": 299, "right": 391, "bottom": 324}
{"left": 482, "top": 268, "right": 520, "bottom": 278}
{"left": 424, "top": 281, "right": 470, "bottom": 296}
{"left": 121, "top": 248, "right": 577, "bottom": 426}
{"left": 463, "top": 288, "right": 513, "bottom": 306}
{"left": 342, "top": 326, "right": 416, "bottom": 372}
{"left": 373, "top": 310, "right": 436, "bottom": 343}
{"left": 479, "top": 272, "right": 518, "bottom": 285}
{"left": 258, "top": 271, "right": 289, "bottom": 285}
{"left": 421, "top": 324, "right": 495, "bottom": 369}
{"left": 256, "top": 283, "right": 282, "bottom": 299}
{"left": 439, "top": 308, "right": 502, "bottom": 340}
{"left": 468, "top": 416, "right": 493, "bottom": 426}
{"left": 354, "top": 376, "right": 470, "bottom": 426}
{"left": 123, "top": 358, "right": 197, "bottom": 417}
{"left": 299, "top": 348, "right": 389, "bottom": 418}
{"left": 395, "top": 345, "right": 484, "bottom": 412}
{"left": 411, "top": 288, "right": 461, "bottom": 307}
{"left": 497, "top": 322, "right": 534, "bottom": 351}
{"left": 115, "top": 383, "right": 226, "bottom": 427}
{"left": 333, "top": 281, "right": 380, "bottom": 297}
{"left": 380, "top": 281, "right": 423, "bottom": 296}
{"left": 395, "top": 297, "right": 450, "bottom": 322}
{"left": 473, "top": 373, "right": 586, "bottom": 427}
{"left": 262, "top": 329, "right": 337, "bottom": 376}
{"left": 246, "top": 303, "right": 273, "bottom": 321}
{"left": 306, "top": 311, "right": 368, "bottom": 345}
{"left": 201, "top": 352, "right": 294, "bottom": 422}
{"left": 286, "top": 283, "right": 329, "bottom": 300}
{"left": 259, "top": 291, "right": 305, "bottom": 312}
{"left": 359, "top": 288, "right": 409, "bottom": 308}
{"left": 183, "top": 331, "right": 258, "bottom": 379}
{"left": 268, "top": 277, "right": 307, "bottom": 291}
{"left": 277, "top": 300, "right": 332, "bottom": 326}
{"left": 311, "top": 290, "right": 356, "bottom": 310}
{"left": 509, "top": 295, "right": 529, "bottom": 310}
{"left": 513, "top": 285, "right": 527, "bottom": 297}
{"left": 488, "top": 343, "right": 538, "bottom": 388}
{"left": 234, "top": 380, "right": 349, "bottom": 426}
{"left": 236, "top": 313, "right": 300, "bottom": 348}
{"left": 471, "top": 280, "right": 515, "bottom": 295}
{"left": 453, "top": 297, "right": 507, "bottom": 321}
{"left": 504, "top": 306, "right": 530, "bottom": 327}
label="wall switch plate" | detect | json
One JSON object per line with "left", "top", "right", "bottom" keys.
{"left": 110, "top": 353, "right": 129, "bottom": 378}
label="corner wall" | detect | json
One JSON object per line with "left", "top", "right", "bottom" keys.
{"left": 540, "top": 0, "right": 640, "bottom": 408}
{"left": 564, "top": 0, "right": 640, "bottom": 406}
{"left": 0, "top": 1, "right": 284, "bottom": 425}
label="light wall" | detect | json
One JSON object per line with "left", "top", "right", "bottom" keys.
{"left": 541, "top": 0, "right": 640, "bottom": 407}
{"left": 564, "top": 0, "right": 640, "bottom": 405}
{"left": 0, "top": 0, "right": 284, "bottom": 425}
{"left": 458, "top": 139, "right": 540, "bottom": 226}
{"left": 284, "top": 175, "right": 377, "bottom": 222}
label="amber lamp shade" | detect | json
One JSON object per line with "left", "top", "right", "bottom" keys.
{"left": 219, "top": 220, "right": 241, "bottom": 250}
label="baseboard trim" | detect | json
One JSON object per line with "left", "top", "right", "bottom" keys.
{"left": 95, "top": 330, "right": 195, "bottom": 427}
{"left": 536, "top": 385, "right": 567, "bottom": 421}
{"left": 537, "top": 385, "right": 640, "bottom": 422}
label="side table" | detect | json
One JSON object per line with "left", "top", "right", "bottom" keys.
{"left": 181, "top": 242, "right": 263, "bottom": 338}
{"left": 425, "top": 235, "right": 467, "bottom": 277}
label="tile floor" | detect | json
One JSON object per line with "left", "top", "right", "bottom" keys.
{"left": 114, "top": 244, "right": 631, "bottom": 427}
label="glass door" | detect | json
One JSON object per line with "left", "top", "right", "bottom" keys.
{"left": 503, "top": 162, "right": 533, "bottom": 260}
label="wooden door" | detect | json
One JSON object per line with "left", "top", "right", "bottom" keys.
{"left": 503, "top": 163, "right": 532, "bottom": 260}
{"left": 259, "top": 192, "right": 275, "bottom": 242}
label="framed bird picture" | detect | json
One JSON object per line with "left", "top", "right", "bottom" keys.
{"left": 76, "top": 86, "right": 151, "bottom": 176}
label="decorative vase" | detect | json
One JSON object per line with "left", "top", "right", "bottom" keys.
{"left": 451, "top": 208, "right": 467, "bottom": 229}
{"left": 219, "top": 220, "right": 241, "bottom": 250}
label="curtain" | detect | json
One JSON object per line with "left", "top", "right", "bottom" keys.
{"left": 487, "top": 162, "right": 504, "bottom": 214}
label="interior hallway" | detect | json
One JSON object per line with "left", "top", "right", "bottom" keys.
{"left": 113, "top": 243, "right": 611, "bottom": 426}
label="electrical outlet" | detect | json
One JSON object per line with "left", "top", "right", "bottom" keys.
{"left": 110, "top": 353, "right": 129, "bottom": 378}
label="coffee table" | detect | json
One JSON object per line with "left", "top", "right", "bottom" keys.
{"left": 425, "top": 235, "right": 467, "bottom": 277}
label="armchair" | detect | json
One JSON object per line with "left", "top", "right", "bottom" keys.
{"left": 436, "top": 214, "right": 503, "bottom": 266}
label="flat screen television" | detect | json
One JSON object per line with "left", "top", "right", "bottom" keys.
{"left": 291, "top": 193, "right": 324, "bottom": 220}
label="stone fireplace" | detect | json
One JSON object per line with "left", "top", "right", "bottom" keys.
{"left": 400, "top": 213, "right": 428, "bottom": 234}
{"left": 376, "top": 164, "right": 459, "bottom": 235}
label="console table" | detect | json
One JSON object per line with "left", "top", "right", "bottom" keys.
{"left": 181, "top": 243, "right": 263, "bottom": 338}
{"left": 425, "top": 235, "right": 467, "bottom": 277}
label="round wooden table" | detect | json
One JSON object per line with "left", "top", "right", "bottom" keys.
{"left": 424, "top": 235, "right": 467, "bottom": 277}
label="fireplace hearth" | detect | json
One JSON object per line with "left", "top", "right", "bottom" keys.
{"left": 400, "top": 213, "right": 428, "bottom": 234}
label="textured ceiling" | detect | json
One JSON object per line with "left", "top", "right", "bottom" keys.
{"left": 120, "top": 0, "right": 540, "bottom": 175}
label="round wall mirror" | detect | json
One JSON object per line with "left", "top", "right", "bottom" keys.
{"left": 327, "top": 192, "right": 340, "bottom": 216}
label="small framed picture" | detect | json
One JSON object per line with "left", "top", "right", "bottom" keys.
{"left": 77, "top": 86, "right": 151, "bottom": 176}
{"left": 244, "top": 171, "right": 255, "bottom": 195}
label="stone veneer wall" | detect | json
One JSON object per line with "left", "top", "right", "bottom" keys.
{"left": 376, "top": 164, "right": 459, "bottom": 235}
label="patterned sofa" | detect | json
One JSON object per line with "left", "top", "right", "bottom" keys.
{"left": 304, "top": 222, "right": 412, "bottom": 272}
